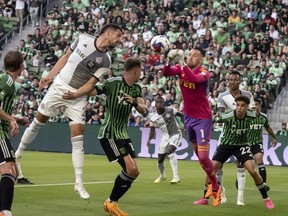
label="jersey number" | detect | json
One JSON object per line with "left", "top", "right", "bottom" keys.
{"left": 240, "top": 146, "right": 252, "bottom": 156}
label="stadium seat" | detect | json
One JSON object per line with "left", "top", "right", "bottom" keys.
{"left": 28, "top": 66, "right": 39, "bottom": 75}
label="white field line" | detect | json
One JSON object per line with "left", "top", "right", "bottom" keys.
{"left": 15, "top": 181, "right": 114, "bottom": 188}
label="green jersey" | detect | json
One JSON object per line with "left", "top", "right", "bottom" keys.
{"left": 96, "top": 77, "right": 142, "bottom": 139}
{"left": 248, "top": 112, "right": 269, "bottom": 145}
{"left": 215, "top": 110, "right": 256, "bottom": 146}
{"left": 0, "top": 73, "right": 16, "bottom": 139}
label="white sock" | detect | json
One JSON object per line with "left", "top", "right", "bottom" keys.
{"left": 158, "top": 162, "right": 165, "bottom": 177}
{"left": 16, "top": 161, "right": 24, "bottom": 179}
{"left": 216, "top": 167, "right": 224, "bottom": 189}
{"left": 15, "top": 118, "right": 44, "bottom": 159}
{"left": 168, "top": 153, "right": 179, "bottom": 179}
{"left": 3, "top": 210, "right": 12, "bottom": 216}
{"left": 72, "top": 135, "right": 84, "bottom": 185}
{"left": 237, "top": 167, "right": 246, "bottom": 201}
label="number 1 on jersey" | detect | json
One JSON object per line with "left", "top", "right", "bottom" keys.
{"left": 200, "top": 129, "right": 204, "bottom": 139}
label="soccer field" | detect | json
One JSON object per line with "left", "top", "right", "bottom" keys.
{"left": 13, "top": 151, "right": 287, "bottom": 216}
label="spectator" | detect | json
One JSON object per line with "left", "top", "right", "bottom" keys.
{"left": 276, "top": 123, "right": 288, "bottom": 136}
{"left": 44, "top": 48, "right": 59, "bottom": 66}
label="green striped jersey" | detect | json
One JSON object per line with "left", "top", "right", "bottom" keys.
{"left": 215, "top": 109, "right": 256, "bottom": 146}
{"left": 0, "top": 73, "right": 16, "bottom": 139}
{"left": 96, "top": 77, "right": 142, "bottom": 139}
{"left": 248, "top": 112, "right": 269, "bottom": 145}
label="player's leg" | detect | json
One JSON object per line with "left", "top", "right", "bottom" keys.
{"left": 0, "top": 139, "right": 18, "bottom": 216}
{"left": 243, "top": 159, "right": 274, "bottom": 209}
{"left": 236, "top": 162, "right": 246, "bottom": 206}
{"left": 216, "top": 132, "right": 226, "bottom": 203}
{"left": 102, "top": 139, "right": 139, "bottom": 216}
{"left": 15, "top": 112, "right": 48, "bottom": 184}
{"left": 154, "top": 153, "right": 167, "bottom": 183}
{"left": 251, "top": 144, "right": 269, "bottom": 191}
{"left": 167, "top": 134, "right": 181, "bottom": 184}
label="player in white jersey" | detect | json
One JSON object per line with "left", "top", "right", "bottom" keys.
{"left": 217, "top": 71, "right": 255, "bottom": 206}
{"left": 15, "top": 24, "right": 123, "bottom": 199}
{"left": 147, "top": 97, "right": 183, "bottom": 184}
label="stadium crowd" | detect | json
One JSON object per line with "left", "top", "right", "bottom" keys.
{"left": 1, "top": 0, "right": 288, "bottom": 130}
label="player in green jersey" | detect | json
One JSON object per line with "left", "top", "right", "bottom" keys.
{"left": 63, "top": 57, "right": 147, "bottom": 216}
{"left": 249, "top": 98, "right": 277, "bottom": 192}
{"left": 0, "top": 51, "right": 30, "bottom": 216}
{"left": 205, "top": 95, "right": 275, "bottom": 209}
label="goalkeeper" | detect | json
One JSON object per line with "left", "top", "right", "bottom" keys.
{"left": 162, "top": 49, "right": 221, "bottom": 207}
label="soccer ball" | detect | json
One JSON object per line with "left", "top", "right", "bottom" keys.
{"left": 150, "top": 35, "right": 170, "bottom": 53}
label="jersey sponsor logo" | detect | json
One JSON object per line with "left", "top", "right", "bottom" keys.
{"left": 87, "top": 60, "right": 95, "bottom": 69}
{"left": 96, "top": 57, "right": 103, "bottom": 64}
{"left": 75, "top": 48, "right": 86, "bottom": 59}
{"left": 250, "top": 124, "right": 264, "bottom": 130}
{"left": 179, "top": 80, "right": 195, "bottom": 89}
{"left": 119, "top": 147, "right": 126, "bottom": 155}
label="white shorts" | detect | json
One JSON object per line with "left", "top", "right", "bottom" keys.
{"left": 159, "top": 133, "right": 182, "bottom": 154}
{"left": 38, "top": 76, "right": 86, "bottom": 124}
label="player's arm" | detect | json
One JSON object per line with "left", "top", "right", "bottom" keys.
{"left": 40, "top": 48, "right": 73, "bottom": 89}
{"left": 265, "top": 126, "right": 278, "bottom": 147}
{"left": 62, "top": 76, "right": 98, "bottom": 100}
{"left": 146, "top": 125, "right": 156, "bottom": 147}
{"left": 0, "top": 108, "right": 19, "bottom": 137}
{"left": 182, "top": 66, "right": 210, "bottom": 83}
{"left": 124, "top": 93, "right": 147, "bottom": 116}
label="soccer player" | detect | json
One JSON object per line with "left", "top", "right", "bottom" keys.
{"left": 209, "top": 95, "right": 274, "bottom": 209}
{"left": 64, "top": 57, "right": 147, "bottom": 216}
{"left": 249, "top": 98, "right": 278, "bottom": 191}
{"left": 147, "top": 96, "right": 183, "bottom": 184}
{"left": 162, "top": 48, "right": 221, "bottom": 207}
{"left": 214, "top": 71, "right": 255, "bottom": 205}
{"left": 15, "top": 23, "right": 123, "bottom": 199}
{"left": 0, "top": 51, "right": 30, "bottom": 216}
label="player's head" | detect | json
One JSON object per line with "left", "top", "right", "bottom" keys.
{"left": 187, "top": 48, "right": 203, "bottom": 68}
{"left": 235, "top": 95, "right": 250, "bottom": 118}
{"left": 4, "top": 51, "right": 24, "bottom": 74}
{"left": 124, "top": 57, "right": 141, "bottom": 82}
{"left": 99, "top": 23, "right": 123, "bottom": 50}
{"left": 228, "top": 71, "right": 242, "bottom": 90}
{"left": 155, "top": 96, "right": 165, "bottom": 111}
{"left": 254, "top": 98, "right": 262, "bottom": 113}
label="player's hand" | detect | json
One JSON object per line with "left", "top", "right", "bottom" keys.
{"left": 62, "top": 90, "right": 79, "bottom": 100}
{"left": 9, "top": 119, "right": 19, "bottom": 137}
{"left": 176, "top": 50, "right": 186, "bottom": 67}
{"left": 146, "top": 140, "right": 151, "bottom": 147}
{"left": 271, "top": 138, "right": 278, "bottom": 147}
{"left": 39, "top": 76, "right": 53, "bottom": 90}
{"left": 166, "top": 49, "right": 178, "bottom": 64}
{"left": 123, "top": 93, "right": 134, "bottom": 104}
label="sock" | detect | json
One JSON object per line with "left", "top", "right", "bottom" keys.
{"left": 216, "top": 167, "right": 223, "bottom": 187}
{"left": 168, "top": 153, "right": 178, "bottom": 179}
{"left": 2, "top": 210, "right": 12, "bottom": 216}
{"left": 237, "top": 168, "right": 246, "bottom": 201}
{"left": 258, "top": 164, "right": 267, "bottom": 183}
{"left": 15, "top": 118, "right": 45, "bottom": 159}
{"left": 0, "top": 174, "right": 16, "bottom": 212}
{"left": 257, "top": 182, "right": 268, "bottom": 199}
{"left": 110, "top": 170, "right": 135, "bottom": 202}
{"left": 16, "top": 162, "right": 24, "bottom": 179}
{"left": 197, "top": 145, "right": 219, "bottom": 191}
{"left": 158, "top": 162, "right": 165, "bottom": 177}
{"left": 71, "top": 135, "right": 84, "bottom": 185}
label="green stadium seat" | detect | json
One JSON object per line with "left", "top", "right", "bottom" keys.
{"left": 28, "top": 66, "right": 39, "bottom": 75}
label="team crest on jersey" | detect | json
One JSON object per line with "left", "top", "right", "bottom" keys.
{"left": 40, "top": 103, "right": 45, "bottom": 110}
{"left": 87, "top": 60, "right": 95, "bottom": 69}
{"left": 83, "top": 44, "right": 87, "bottom": 48}
{"left": 181, "top": 73, "right": 185, "bottom": 77}
{"left": 201, "top": 138, "right": 206, "bottom": 143}
{"left": 96, "top": 57, "right": 103, "bottom": 64}
{"left": 166, "top": 113, "right": 171, "bottom": 118}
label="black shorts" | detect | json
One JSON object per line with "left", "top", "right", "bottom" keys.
{"left": 99, "top": 138, "right": 137, "bottom": 162}
{"left": 0, "top": 138, "right": 15, "bottom": 165}
{"left": 212, "top": 145, "right": 253, "bottom": 165}
{"left": 250, "top": 143, "right": 264, "bottom": 155}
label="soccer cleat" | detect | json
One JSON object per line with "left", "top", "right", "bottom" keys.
{"left": 236, "top": 199, "right": 245, "bottom": 206}
{"left": 0, "top": 212, "right": 5, "bottom": 216}
{"left": 265, "top": 185, "right": 270, "bottom": 192}
{"left": 170, "top": 178, "right": 180, "bottom": 184}
{"left": 104, "top": 199, "right": 128, "bottom": 216}
{"left": 193, "top": 198, "right": 209, "bottom": 205}
{"left": 17, "top": 177, "right": 34, "bottom": 184}
{"left": 154, "top": 176, "right": 167, "bottom": 183}
{"left": 221, "top": 187, "right": 227, "bottom": 204}
{"left": 204, "top": 183, "right": 212, "bottom": 198}
{"left": 212, "top": 187, "right": 221, "bottom": 207}
{"left": 74, "top": 183, "right": 90, "bottom": 199}
{"left": 264, "top": 198, "right": 274, "bottom": 209}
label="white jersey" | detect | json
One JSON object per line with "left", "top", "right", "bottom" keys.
{"left": 150, "top": 107, "right": 181, "bottom": 138}
{"left": 59, "top": 34, "right": 111, "bottom": 89}
{"left": 217, "top": 90, "right": 255, "bottom": 111}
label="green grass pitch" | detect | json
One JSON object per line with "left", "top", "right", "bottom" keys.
{"left": 13, "top": 151, "right": 287, "bottom": 216}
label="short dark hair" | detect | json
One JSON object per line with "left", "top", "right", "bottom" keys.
{"left": 229, "top": 70, "right": 242, "bottom": 78}
{"left": 193, "top": 48, "right": 204, "bottom": 57}
{"left": 100, "top": 23, "right": 123, "bottom": 35}
{"left": 254, "top": 98, "right": 262, "bottom": 104}
{"left": 155, "top": 96, "right": 165, "bottom": 103}
{"left": 235, "top": 95, "right": 250, "bottom": 105}
{"left": 124, "top": 57, "right": 141, "bottom": 71}
{"left": 4, "top": 51, "right": 23, "bottom": 72}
